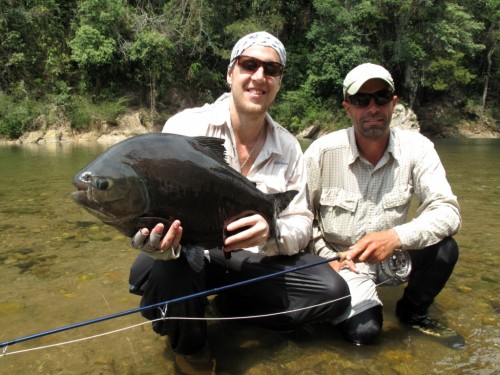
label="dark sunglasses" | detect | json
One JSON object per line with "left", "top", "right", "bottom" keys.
{"left": 348, "top": 90, "right": 394, "bottom": 108}
{"left": 234, "top": 55, "right": 284, "bottom": 77}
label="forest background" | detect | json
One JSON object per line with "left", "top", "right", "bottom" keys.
{"left": 0, "top": 0, "right": 498, "bottom": 140}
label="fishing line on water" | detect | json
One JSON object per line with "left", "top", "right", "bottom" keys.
{"left": 1, "top": 255, "right": 340, "bottom": 353}
{"left": 2, "top": 280, "right": 394, "bottom": 358}
{"left": 0, "top": 292, "right": 353, "bottom": 357}
{"left": 0, "top": 255, "right": 397, "bottom": 357}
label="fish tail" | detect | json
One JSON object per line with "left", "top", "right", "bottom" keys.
{"left": 181, "top": 245, "right": 206, "bottom": 273}
{"left": 270, "top": 190, "right": 299, "bottom": 248}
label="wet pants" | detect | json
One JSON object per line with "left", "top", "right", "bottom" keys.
{"left": 129, "top": 249, "right": 351, "bottom": 354}
{"left": 339, "top": 237, "right": 459, "bottom": 344}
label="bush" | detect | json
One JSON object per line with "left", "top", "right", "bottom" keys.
{"left": 0, "top": 109, "right": 26, "bottom": 138}
{"left": 68, "top": 99, "right": 92, "bottom": 131}
{"left": 68, "top": 96, "right": 128, "bottom": 131}
{"left": 0, "top": 94, "right": 44, "bottom": 138}
{"left": 273, "top": 89, "right": 349, "bottom": 133}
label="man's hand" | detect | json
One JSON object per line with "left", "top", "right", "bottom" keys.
{"left": 131, "top": 220, "right": 183, "bottom": 257}
{"left": 327, "top": 251, "right": 358, "bottom": 273}
{"left": 345, "top": 229, "right": 402, "bottom": 264}
{"left": 329, "top": 257, "right": 359, "bottom": 273}
{"left": 223, "top": 214, "right": 270, "bottom": 254}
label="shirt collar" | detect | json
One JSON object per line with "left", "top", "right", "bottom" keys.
{"left": 387, "top": 128, "right": 400, "bottom": 160}
{"left": 347, "top": 126, "right": 400, "bottom": 165}
{"left": 347, "top": 127, "right": 360, "bottom": 164}
{"left": 261, "top": 112, "right": 283, "bottom": 158}
{"left": 207, "top": 93, "right": 231, "bottom": 127}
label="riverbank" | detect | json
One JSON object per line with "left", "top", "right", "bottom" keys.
{"left": 0, "top": 104, "right": 498, "bottom": 146}
{"left": 446, "top": 117, "right": 500, "bottom": 139}
{"left": 0, "top": 110, "right": 158, "bottom": 146}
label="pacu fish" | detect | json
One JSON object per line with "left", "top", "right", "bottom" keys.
{"left": 71, "top": 133, "right": 298, "bottom": 254}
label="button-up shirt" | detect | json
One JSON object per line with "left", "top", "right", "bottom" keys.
{"left": 305, "top": 127, "right": 461, "bottom": 259}
{"left": 162, "top": 93, "right": 313, "bottom": 256}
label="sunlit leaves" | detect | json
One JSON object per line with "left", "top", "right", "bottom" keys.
{"left": 70, "top": 25, "right": 117, "bottom": 68}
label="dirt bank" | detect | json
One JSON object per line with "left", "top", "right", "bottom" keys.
{"left": 1, "top": 105, "right": 498, "bottom": 146}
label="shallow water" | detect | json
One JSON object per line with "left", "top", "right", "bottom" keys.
{"left": 0, "top": 138, "right": 499, "bottom": 374}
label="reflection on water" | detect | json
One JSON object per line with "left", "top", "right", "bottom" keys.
{"left": 0, "top": 138, "right": 499, "bottom": 374}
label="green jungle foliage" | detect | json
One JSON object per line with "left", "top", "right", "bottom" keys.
{"left": 0, "top": 0, "right": 498, "bottom": 138}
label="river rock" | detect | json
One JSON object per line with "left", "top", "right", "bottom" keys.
{"left": 391, "top": 103, "right": 420, "bottom": 132}
{"left": 96, "top": 112, "right": 152, "bottom": 144}
{"left": 15, "top": 110, "right": 154, "bottom": 145}
{"left": 18, "top": 107, "right": 73, "bottom": 143}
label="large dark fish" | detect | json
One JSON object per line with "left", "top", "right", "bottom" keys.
{"left": 71, "top": 133, "right": 297, "bottom": 269}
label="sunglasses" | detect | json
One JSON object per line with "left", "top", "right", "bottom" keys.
{"left": 347, "top": 90, "right": 394, "bottom": 108}
{"left": 234, "top": 55, "right": 284, "bottom": 77}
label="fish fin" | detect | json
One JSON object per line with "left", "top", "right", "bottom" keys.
{"left": 270, "top": 190, "right": 299, "bottom": 250}
{"left": 194, "top": 136, "right": 229, "bottom": 166}
{"left": 181, "top": 245, "right": 206, "bottom": 273}
{"left": 272, "top": 190, "right": 298, "bottom": 215}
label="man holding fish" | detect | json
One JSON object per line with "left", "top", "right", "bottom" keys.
{"left": 128, "top": 32, "right": 351, "bottom": 373}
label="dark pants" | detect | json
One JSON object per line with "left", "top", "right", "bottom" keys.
{"left": 339, "top": 237, "right": 459, "bottom": 345}
{"left": 129, "top": 249, "right": 351, "bottom": 354}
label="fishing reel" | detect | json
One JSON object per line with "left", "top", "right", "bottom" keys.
{"left": 380, "top": 249, "right": 412, "bottom": 282}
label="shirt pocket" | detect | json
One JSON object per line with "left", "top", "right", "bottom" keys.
{"left": 318, "top": 187, "right": 360, "bottom": 243}
{"left": 253, "top": 167, "right": 287, "bottom": 194}
{"left": 381, "top": 187, "right": 412, "bottom": 220}
{"left": 320, "top": 187, "right": 358, "bottom": 212}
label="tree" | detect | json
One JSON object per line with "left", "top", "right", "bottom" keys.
{"left": 69, "top": 0, "right": 131, "bottom": 94}
{"left": 128, "top": 30, "right": 174, "bottom": 115}
{"left": 0, "top": 0, "right": 73, "bottom": 96}
{"left": 304, "top": 1, "right": 485, "bottom": 105}
{"left": 465, "top": 0, "right": 500, "bottom": 110}
{"left": 0, "top": 0, "right": 498, "bottom": 138}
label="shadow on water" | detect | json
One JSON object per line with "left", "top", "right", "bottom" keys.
{"left": 0, "top": 138, "right": 499, "bottom": 374}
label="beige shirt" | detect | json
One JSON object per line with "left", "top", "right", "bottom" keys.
{"left": 162, "top": 93, "right": 313, "bottom": 256}
{"left": 305, "top": 127, "right": 461, "bottom": 259}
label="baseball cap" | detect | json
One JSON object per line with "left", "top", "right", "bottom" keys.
{"left": 343, "top": 63, "right": 395, "bottom": 98}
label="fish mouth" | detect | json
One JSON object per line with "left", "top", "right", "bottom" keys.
{"left": 71, "top": 177, "right": 149, "bottom": 224}
{"left": 71, "top": 185, "right": 91, "bottom": 205}
{"left": 71, "top": 188, "right": 120, "bottom": 222}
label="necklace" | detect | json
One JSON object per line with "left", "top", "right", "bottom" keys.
{"left": 240, "top": 123, "right": 265, "bottom": 170}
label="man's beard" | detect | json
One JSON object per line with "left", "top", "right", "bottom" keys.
{"left": 359, "top": 126, "right": 387, "bottom": 138}
{"left": 358, "top": 118, "right": 390, "bottom": 139}
{"left": 232, "top": 88, "right": 273, "bottom": 116}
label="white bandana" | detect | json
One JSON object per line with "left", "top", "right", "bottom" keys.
{"left": 228, "top": 31, "right": 286, "bottom": 72}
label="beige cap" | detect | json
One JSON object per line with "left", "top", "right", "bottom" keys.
{"left": 343, "top": 63, "right": 394, "bottom": 98}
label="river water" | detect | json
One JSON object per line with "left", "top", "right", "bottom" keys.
{"left": 0, "top": 138, "right": 498, "bottom": 374}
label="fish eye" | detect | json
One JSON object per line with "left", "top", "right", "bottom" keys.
{"left": 95, "top": 177, "right": 109, "bottom": 190}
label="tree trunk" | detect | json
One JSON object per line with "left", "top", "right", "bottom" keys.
{"left": 482, "top": 48, "right": 494, "bottom": 112}
{"left": 149, "top": 69, "right": 157, "bottom": 118}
